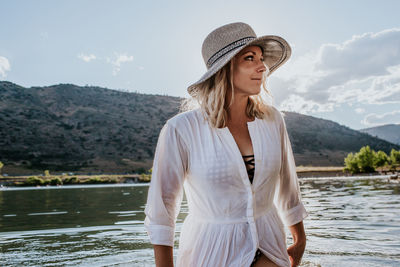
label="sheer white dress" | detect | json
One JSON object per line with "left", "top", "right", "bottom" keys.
{"left": 144, "top": 106, "right": 308, "bottom": 267}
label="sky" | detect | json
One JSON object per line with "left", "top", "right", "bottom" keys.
{"left": 1, "top": 0, "right": 399, "bottom": 130}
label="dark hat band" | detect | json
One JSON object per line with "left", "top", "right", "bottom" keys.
{"left": 206, "top": 36, "right": 256, "bottom": 68}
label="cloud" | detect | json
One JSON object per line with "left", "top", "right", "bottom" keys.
{"left": 107, "top": 53, "right": 134, "bottom": 76}
{"left": 329, "top": 64, "right": 400, "bottom": 105}
{"left": 274, "top": 28, "right": 400, "bottom": 114}
{"left": 361, "top": 110, "right": 400, "bottom": 126}
{"left": 0, "top": 56, "right": 11, "bottom": 78}
{"left": 278, "top": 94, "right": 335, "bottom": 113}
{"left": 77, "top": 52, "right": 134, "bottom": 75}
{"left": 355, "top": 108, "right": 365, "bottom": 114}
{"left": 78, "top": 53, "right": 96, "bottom": 62}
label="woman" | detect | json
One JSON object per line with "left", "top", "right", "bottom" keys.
{"left": 144, "top": 22, "right": 308, "bottom": 267}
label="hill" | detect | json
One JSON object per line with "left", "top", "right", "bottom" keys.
{"left": 360, "top": 124, "right": 400, "bottom": 145}
{"left": 0, "top": 81, "right": 180, "bottom": 174}
{"left": 283, "top": 112, "right": 399, "bottom": 166}
{"left": 0, "top": 81, "right": 398, "bottom": 175}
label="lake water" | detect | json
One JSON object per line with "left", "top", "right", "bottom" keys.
{"left": 0, "top": 177, "right": 399, "bottom": 266}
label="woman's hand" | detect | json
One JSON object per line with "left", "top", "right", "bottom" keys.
{"left": 287, "top": 221, "right": 306, "bottom": 267}
{"left": 287, "top": 239, "right": 306, "bottom": 267}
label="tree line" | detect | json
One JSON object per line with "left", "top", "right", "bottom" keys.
{"left": 344, "top": 146, "right": 400, "bottom": 174}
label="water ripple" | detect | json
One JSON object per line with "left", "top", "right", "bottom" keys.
{"left": 0, "top": 177, "right": 399, "bottom": 266}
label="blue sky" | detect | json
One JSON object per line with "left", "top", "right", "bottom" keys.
{"left": 1, "top": 0, "right": 399, "bottom": 130}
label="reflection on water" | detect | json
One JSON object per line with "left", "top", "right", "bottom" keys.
{"left": 0, "top": 178, "right": 399, "bottom": 266}
{"left": 299, "top": 178, "right": 400, "bottom": 267}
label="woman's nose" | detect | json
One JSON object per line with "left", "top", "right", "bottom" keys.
{"left": 257, "top": 62, "right": 267, "bottom": 73}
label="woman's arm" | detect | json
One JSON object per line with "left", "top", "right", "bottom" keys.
{"left": 144, "top": 123, "right": 188, "bottom": 266}
{"left": 273, "top": 109, "right": 308, "bottom": 227}
{"left": 287, "top": 221, "right": 306, "bottom": 267}
{"left": 154, "top": 245, "right": 174, "bottom": 267}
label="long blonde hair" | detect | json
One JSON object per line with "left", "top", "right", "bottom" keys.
{"left": 180, "top": 59, "right": 274, "bottom": 128}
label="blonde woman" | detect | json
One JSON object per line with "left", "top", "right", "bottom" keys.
{"left": 145, "top": 22, "right": 308, "bottom": 267}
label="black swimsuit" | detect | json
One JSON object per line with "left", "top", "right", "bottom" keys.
{"left": 242, "top": 154, "right": 263, "bottom": 266}
{"left": 242, "top": 154, "right": 255, "bottom": 184}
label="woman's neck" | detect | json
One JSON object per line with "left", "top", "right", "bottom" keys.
{"left": 225, "top": 90, "right": 252, "bottom": 125}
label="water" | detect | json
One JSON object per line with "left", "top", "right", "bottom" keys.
{"left": 0, "top": 177, "right": 399, "bottom": 266}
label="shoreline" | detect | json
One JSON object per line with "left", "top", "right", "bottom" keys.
{"left": 1, "top": 168, "right": 398, "bottom": 188}
{"left": 0, "top": 174, "right": 150, "bottom": 187}
{"left": 0, "top": 174, "right": 397, "bottom": 191}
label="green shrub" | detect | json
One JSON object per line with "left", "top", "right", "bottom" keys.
{"left": 84, "top": 177, "right": 103, "bottom": 184}
{"left": 24, "top": 176, "right": 45, "bottom": 186}
{"left": 344, "top": 152, "right": 360, "bottom": 173}
{"left": 389, "top": 149, "right": 400, "bottom": 170}
{"left": 63, "top": 176, "right": 79, "bottom": 184}
{"left": 0, "top": 161, "right": 3, "bottom": 177}
{"left": 106, "top": 178, "right": 118, "bottom": 183}
{"left": 344, "top": 146, "right": 400, "bottom": 174}
{"left": 357, "top": 146, "right": 375, "bottom": 173}
{"left": 139, "top": 173, "right": 151, "bottom": 182}
{"left": 50, "top": 177, "right": 62, "bottom": 185}
{"left": 374, "top": 151, "right": 389, "bottom": 168}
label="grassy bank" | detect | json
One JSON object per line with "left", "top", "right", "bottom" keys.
{"left": 1, "top": 166, "right": 399, "bottom": 187}
{"left": 0, "top": 173, "right": 151, "bottom": 187}
{"left": 296, "top": 166, "right": 345, "bottom": 178}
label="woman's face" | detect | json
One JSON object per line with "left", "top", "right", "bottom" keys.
{"left": 232, "top": 45, "right": 267, "bottom": 96}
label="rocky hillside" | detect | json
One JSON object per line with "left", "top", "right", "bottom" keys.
{"left": 0, "top": 81, "right": 180, "bottom": 174}
{"left": 0, "top": 81, "right": 398, "bottom": 175}
{"left": 360, "top": 124, "right": 400, "bottom": 145}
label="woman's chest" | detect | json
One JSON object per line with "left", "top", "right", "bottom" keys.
{"left": 186, "top": 123, "right": 282, "bottom": 186}
{"left": 226, "top": 124, "right": 254, "bottom": 156}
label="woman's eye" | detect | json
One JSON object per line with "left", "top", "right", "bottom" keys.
{"left": 244, "top": 55, "right": 254, "bottom": 61}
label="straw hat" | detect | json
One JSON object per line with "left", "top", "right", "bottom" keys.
{"left": 187, "top": 22, "right": 291, "bottom": 95}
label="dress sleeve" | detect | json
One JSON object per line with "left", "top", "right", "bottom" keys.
{"left": 274, "top": 113, "right": 308, "bottom": 226}
{"left": 144, "top": 122, "right": 188, "bottom": 247}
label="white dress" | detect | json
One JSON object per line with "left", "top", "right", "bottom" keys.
{"left": 144, "top": 106, "right": 308, "bottom": 267}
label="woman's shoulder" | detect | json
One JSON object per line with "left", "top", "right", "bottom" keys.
{"left": 261, "top": 105, "right": 285, "bottom": 126}
{"left": 165, "top": 108, "right": 204, "bottom": 130}
{"left": 163, "top": 109, "right": 204, "bottom": 147}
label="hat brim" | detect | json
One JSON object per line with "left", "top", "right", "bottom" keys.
{"left": 187, "top": 35, "right": 291, "bottom": 96}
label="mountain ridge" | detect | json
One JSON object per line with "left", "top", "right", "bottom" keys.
{"left": 0, "top": 81, "right": 398, "bottom": 175}
{"left": 360, "top": 124, "right": 400, "bottom": 145}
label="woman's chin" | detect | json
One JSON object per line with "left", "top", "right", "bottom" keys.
{"left": 251, "top": 87, "right": 262, "bottom": 96}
